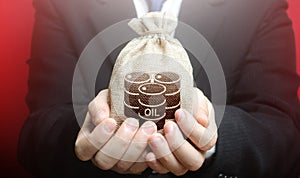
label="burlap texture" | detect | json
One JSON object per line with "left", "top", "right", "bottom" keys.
{"left": 109, "top": 12, "right": 194, "bottom": 128}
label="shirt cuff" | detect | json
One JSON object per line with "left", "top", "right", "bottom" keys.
{"left": 205, "top": 145, "right": 216, "bottom": 159}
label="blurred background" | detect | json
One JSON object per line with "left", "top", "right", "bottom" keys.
{"left": 0, "top": 0, "right": 299, "bottom": 177}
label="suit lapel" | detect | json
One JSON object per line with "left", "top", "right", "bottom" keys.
{"left": 73, "top": 0, "right": 228, "bottom": 61}
{"left": 82, "top": 0, "right": 227, "bottom": 46}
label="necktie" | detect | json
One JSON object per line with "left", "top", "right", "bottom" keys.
{"left": 150, "top": 0, "right": 166, "bottom": 11}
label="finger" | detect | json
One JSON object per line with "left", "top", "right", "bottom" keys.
{"left": 200, "top": 132, "right": 218, "bottom": 151}
{"left": 111, "top": 161, "right": 148, "bottom": 175}
{"left": 110, "top": 167, "right": 129, "bottom": 174}
{"left": 80, "top": 112, "right": 94, "bottom": 132}
{"left": 175, "top": 109, "right": 202, "bottom": 144}
{"left": 75, "top": 116, "right": 116, "bottom": 161}
{"left": 148, "top": 134, "right": 188, "bottom": 176}
{"left": 164, "top": 121, "right": 205, "bottom": 171}
{"left": 116, "top": 121, "right": 157, "bottom": 172}
{"left": 145, "top": 152, "right": 169, "bottom": 174}
{"left": 88, "top": 89, "right": 110, "bottom": 125}
{"left": 192, "top": 88, "right": 209, "bottom": 127}
{"left": 194, "top": 108, "right": 209, "bottom": 128}
{"left": 196, "top": 100, "right": 218, "bottom": 151}
{"left": 128, "top": 162, "right": 148, "bottom": 174}
{"left": 203, "top": 100, "right": 218, "bottom": 150}
{"left": 192, "top": 89, "right": 218, "bottom": 150}
{"left": 93, "top": 118, "right": 139, "bottom": 170}
{"left": 175, "top": 109, "right": 217, "bottom": 151}
{"left": 128, "top": 149, "right": 150, "bottom": 174}
{"left": 175, "top": 109, "right": 204, "bottom": 149}
{"left": 114, "top": 149, "right": 149, "bottom": 174}
{"left": 192, "top": 88, "right": 208, "bottom": 115}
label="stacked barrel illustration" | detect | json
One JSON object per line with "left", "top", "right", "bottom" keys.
{"left": 124, "top": 72, "right": 181, "bottom": 129}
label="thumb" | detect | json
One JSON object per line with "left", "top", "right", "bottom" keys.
{"left": 192, "top": 87, "right": 209, "bottom": 127}
{"left": 88, "top": 89, "right": 110, "bottom": 126}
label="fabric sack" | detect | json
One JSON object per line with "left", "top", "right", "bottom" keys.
{"left": 109, "top": 12, "right": 194, "bottom": 131}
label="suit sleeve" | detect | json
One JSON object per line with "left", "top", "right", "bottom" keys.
{"left": 197, "top": 0, "right": 300, "bottom": 177}
{"left": 16, "top": 0, "right": 121, "bottom": 177}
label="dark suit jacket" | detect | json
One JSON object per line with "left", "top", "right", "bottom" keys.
{"left": 18, "top": 0, "right": 300, "bottom": 177}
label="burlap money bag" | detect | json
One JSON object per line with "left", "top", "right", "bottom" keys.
{"left": 109, "top": 12, "right": 194, "bottom": 130}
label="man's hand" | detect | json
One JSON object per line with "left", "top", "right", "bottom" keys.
{"left": 145, "top": 88, "right": 218, "bottom": 176}
{"left": 74, "top": 89, "right": 156, "bottom": 174}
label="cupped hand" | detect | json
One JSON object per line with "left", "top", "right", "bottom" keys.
{"left": 145, "top": 88, "right": 218, "bottom": 176}
{"left": 74, "top": 89, "right": 156, "bottom": 174}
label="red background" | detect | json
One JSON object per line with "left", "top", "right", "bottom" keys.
{"left": 0, "top": 0, "right": 299, "bottom": 177}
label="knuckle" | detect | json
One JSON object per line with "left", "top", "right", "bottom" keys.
{"left": 173, "top": 169, "right": 188, "bottom": 176}
{"left": 194, "top": 87, "right": 204, "bottom": 96}
{"left": 74, "top": 139, "right": 88, "bottom": 161}
{"left": 89, "top": 100, "right": 106, "bottom": 113}
{"left": 98, "top": 89, "right": 108, "bottom": 97}
{"left": 88, "top": 101, "right": 109, "bottom": 125}
{"left": 116, "top": 162, "right": 129, "bottom": 172}
{"left": 200, "top": 143, "right": 213, "bottom": 151}
{"left": 129, "top": 165, "right": 145, "bottom": 174}
{"left": 188, "top": 160, "right": 203, "bottom": 171}
{"left": 199, "top": 132, "right": 218, "bottom": 150}
{"left": 93, "top": 155, "right": 114, "bottom": 171}
{"left": 75, "top": 149, "right": 89, "bottom": 161}
{"left": 74, "top": 137, "right": 81, "bottom": 150}
{"left": 200, "top": 141, "right": 212, "bottom": 150}
{"left": 129, "top": 168, "right": 140, "bottom": 174}
{"left": 93, "top": 157, "right": 113, "bottom": 170}
{"left": 74, "top": 147, "right": 84, "bottom": 161}
{"left": 88, "top": 100, "right": 96, "bottom": 113}
{"left": 201, "top": 133, "right": 218, "bottom": 150}
{"left": 159, "top": 156, "right": 170, "bottom": 164}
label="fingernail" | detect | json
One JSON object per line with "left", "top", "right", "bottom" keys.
{"left": 164, "top": 122, "right": 174, "bottom": 135}
{"left": 149, "top": 135, "right": 163, "bottom": 148}
{"left": 146, "top": 152, "right": 156, "bottom": 161}
{"left": 198, "top": 112, "right": 209, "bottom": 126}
{"left": 176, "top": 109, "right": 186, "bottom": 122}
{"left": 125, "top": 118, "right": 139, "bottom": 132}
{"left": 104, "top": 119, "right": 116, "bottom": 133}
{"left": 142, "top": 121, "right": 156, "bottom": 135}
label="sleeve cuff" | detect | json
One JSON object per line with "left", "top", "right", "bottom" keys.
{"left": 205, "top": 145, "right": 216, "bottom": 159}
